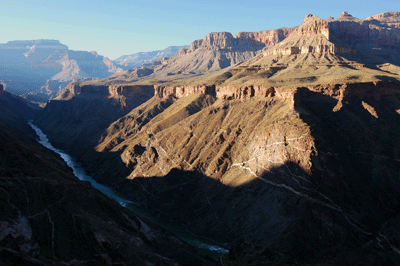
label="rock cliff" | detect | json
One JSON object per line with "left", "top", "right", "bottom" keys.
{"left": 265, "top": 14, "right": 356, "bottom": 56}
{"left": 153, "top": 81, "right": 400, "bottom": 112}
{"left": 328, "top": 11, "right": 400, "bottom": 51}
{"left": 178, "top": 28, "right": 295, "bottom": 56}
{"left": 60, "top": 82, "right": 154, "bottom": 100}
{"left": 367, "top": 11, "right": 400, "bottom": 28}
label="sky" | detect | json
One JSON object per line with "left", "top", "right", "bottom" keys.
{"left": 0, "top": 0, "right": 398, "bottom": 60}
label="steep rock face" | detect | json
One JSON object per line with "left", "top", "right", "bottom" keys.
{"left": 200, "top": 32, "right": 235, "bottom": 49}
{"left": 235, "top": 28, "right": 295, "bottom": 49}
{"left": 265, "top": 14, "right": 356, "bottom": 56}
{"left": 154, "top": 84, "right": 216, "bottom": 98}
{"left": 60, "top": 83, "right": 154, "bottom": 100}
{"left": 153, "top": 81, "right": 400, "bottom": 112}
{"left": 368, "top": 11, "right": 400, "bottom": 28}
{"left": 328, "top": 11, "right": 400, "bottom": 50}
{"left": 298, "top": 14, "right": 330, "bottom": 38}
{"left": 179, "top": 29, "right": 295, "bottom": 56}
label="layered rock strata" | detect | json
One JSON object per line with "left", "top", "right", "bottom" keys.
{"left": 177, "top": 28, "right": 295, "bottom": 56}
{"left": 329, "top": 11, "right": 400, "bottom": 50}
{"left": 154, "top": 81, "right": 400, "bottom": 110}
{"left": 265, "top": 14, "right": 356, "bottom": 56}
{"left": 60, "top": 83, "right": 154, "bottom": 99}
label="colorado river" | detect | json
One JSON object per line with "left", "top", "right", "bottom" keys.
{"left": 29, "top": 121, "right": 229, "bottom": 258}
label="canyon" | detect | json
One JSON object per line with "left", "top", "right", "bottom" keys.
{"left": 3, "top": 10, "right": 400, "bottom": 265}
{"left": 0, "top": 84, "right": 215, "bottom": 265}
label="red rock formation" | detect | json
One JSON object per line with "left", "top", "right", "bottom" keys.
{"left": 265, "top": 14, "right": 357, "bottom": 55}
{"left": 328, "top": 11, "right": 400, "bottom": 49}
{"left": 154, "top": 81, "right": 400, "bottom": 111}
{"left": 336, "top": 11, "right": 361, "bottom": 22}
{"left": 108, "top": 85, "right": 154, "bottom": 98}
{"left": 154, "top": 84, "right": 215, "bottom": 98}
{"left": 298, "top": 14, "right": 330, "bottom": 38}
{"left": 62, "top": 83, "right": 154, "bottom": 99}
{"left": 368, "top": 12, "right": 400, "bottom": 28}
{"left": 235, "top": 28, "right": 295, "bottom": 49}
{"left": 202, "top": 32, "right": 235, "bottom": 48}
{"left": 178, "top": 28, "right": 294, "bottom": 56}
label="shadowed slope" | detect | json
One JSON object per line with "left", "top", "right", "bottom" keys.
{"left": 0, "top": 92, "right": 215, "bottom": 265}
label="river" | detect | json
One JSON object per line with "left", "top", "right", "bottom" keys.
{"left": 28, "top": 121, "right": 229, "bottom": 259}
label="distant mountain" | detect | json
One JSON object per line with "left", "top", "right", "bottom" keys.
{"left": 0, "top": 39, "right": 123, "bottom": 101}
{"left": 85, "top": 27, "right": 295, "bottom": 86}
{"left": 113, "top": 45, "right": 189, "bottom": 69}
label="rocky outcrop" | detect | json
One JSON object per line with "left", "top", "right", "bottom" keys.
{"left": 154, "top": 84, "right": 216, "bottom": 98}
{"left": 328, "top": 12, "right": 400, "bottom": 50}
{"left": 201, "top": 32, "right": 235, "bottom": 48}
{"left": 336, "top": 11, "right": 361, "bottom": 22}
{"left": 178, "top": 28, "right": 294, "bottom": 56}
{"left": 265, "top": 14, "right": 357, "bottom": 55}
{"left": 154, "top": 81, "right": 400, "bottom": 111}
{"left": 299, "top": 14, "right": 330, "bottom": 38}
{"left": 108, "top": 84, "right": 155, "bottom": 98}
{"left": 180, "top": 32, "right": 235, "bottom": 54}
{"left": 61, "top": 83, "right": 154, "bottom": 99}
{"left": 235, "top": 28, "right": 295, "bottom": 50}
{"left": 367, "top": 11, "right": 400, "bottom": 28}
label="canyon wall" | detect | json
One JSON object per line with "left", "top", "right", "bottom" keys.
{"left": 62, "top": 83, "right": 154, "bottom": 99}
{"left": 178, "top": 28, "right": 295, "bottom": 56}
{"left": 63, "top": 80, "right": 400, "bottom": 112}
{"left": 329, "top": 11, "right": 400, "bottom": 50}
{"left": 265, "top": 14, "right": 357, "bottom": 56}
{"left": 154, "top": 81, "right": 400, "bottom": 110}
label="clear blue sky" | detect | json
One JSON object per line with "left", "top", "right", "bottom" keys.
{"left": 0, "top": 0, "right": 398, "bottom": 60}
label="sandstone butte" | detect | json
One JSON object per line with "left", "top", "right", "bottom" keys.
{"left": 32, "top": 11, "right": 400, "bottom": 265}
